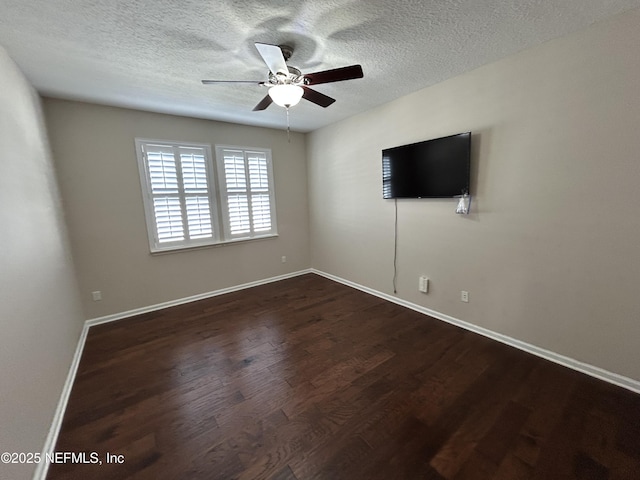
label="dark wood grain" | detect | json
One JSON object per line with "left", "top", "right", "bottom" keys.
{"left": 48, "top": 273, "right": 640, "bottom": 479}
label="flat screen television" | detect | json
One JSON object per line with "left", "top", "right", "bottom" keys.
{"left": 382, "top": 132, "right": 471, "bottom": 199}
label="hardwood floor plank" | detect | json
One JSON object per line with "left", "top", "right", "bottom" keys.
{"left": 47, "top": 274, "right": 640, "bottom": 480}
{"left": 476, "top": 401, "right": 531, "bottom": 462}
{"left": 359, "top": 417, "right": 447, "bottom": 480}
{"left": 270, "top": 465, "right": 299, "bottom": 480}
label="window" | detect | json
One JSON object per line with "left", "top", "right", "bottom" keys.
{"left": 135, "top": 139, "right": 277, "bottom": 252}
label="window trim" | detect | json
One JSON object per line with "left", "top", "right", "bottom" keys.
{"left": 135, "top": 138, "right": 278, "bottom": 254}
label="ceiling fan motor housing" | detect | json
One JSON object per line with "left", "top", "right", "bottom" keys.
{"left": 269, "top": 66, "right": 303, "bottom": 86}
{"left": 279, "top": 45, "right": 294, "bottom": 61}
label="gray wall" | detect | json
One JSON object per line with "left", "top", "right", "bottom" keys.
{"left": 307, "top": 9, "right": 640, "bottom": 381}
{"left": 44, "top": 100, "right": 310, "bottom": 319}
{"left": 0, "top": 48, "right": 84, "bottom": 479}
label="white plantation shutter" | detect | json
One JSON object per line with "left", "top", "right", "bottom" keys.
{"left": 136, "top": 139, "right": 277, "bottom": 252}
{"left": 146, "top": 145, "right": 184, "bottom": 243}
{"left": 136, "top": 140, "right": 219, "bottom": 251}
{"left": 248, "top": 152, "right": 272, "bottom": 232}
{"left": 217, "top": 146, "right": 277, "bottom": 239}
{"left": 153, "top": 196, "right": 184, "bottom": 242}
{"left": 223, "top": 150, "right": 251, "bottom": 235}
{"left": 180, "top": 147, "right": 213, "bottom": 239}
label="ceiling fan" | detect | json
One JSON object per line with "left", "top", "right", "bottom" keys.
{"left": 201, "top": 43, "right": 364, "bottom": 111}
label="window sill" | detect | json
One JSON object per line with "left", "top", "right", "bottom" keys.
{"left": 149, "top": 233, "right": 279, "bottom": 255}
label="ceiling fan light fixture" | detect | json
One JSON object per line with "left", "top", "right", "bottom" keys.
{"left": 268, "top": 84, "right": 304, "bottom": 108}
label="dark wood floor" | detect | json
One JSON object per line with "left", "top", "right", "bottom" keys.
{"left": 48, "top": 273, "right": 640, "bottom": 479}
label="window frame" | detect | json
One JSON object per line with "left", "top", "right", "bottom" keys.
{"left": 135, "top": 138, "right": 278, "bottom": 253}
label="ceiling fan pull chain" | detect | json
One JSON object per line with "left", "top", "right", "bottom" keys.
{"left": 286, "top": 107, "right": 291, "bottom": 143}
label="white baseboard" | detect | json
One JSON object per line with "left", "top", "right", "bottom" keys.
{"left": 86, "top": 269, "right": 313, "bottom": 327}
{"left": 311, "top": 269, "right": 640, "bottom": 395}
{"left": 33, "top": 323, "right": 90, "bottom": 480}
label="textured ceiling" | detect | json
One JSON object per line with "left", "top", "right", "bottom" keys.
{"left": 1, "top": 0, "right": 639, "bottom": 132}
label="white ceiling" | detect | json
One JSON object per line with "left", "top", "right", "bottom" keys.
{"left": 1, "top": 0, "right": 639, "bottom": 132}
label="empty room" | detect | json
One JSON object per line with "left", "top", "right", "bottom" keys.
{"left": 1, "top": 1, "right": 639, "bottom": 479}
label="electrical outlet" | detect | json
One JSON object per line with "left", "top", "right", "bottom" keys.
{"left": 461, "top": 290, "right": 469, "bottom": 303}
{"left": 419, "top": 276, "right": 429, "bottom": 293}
{"left": 92, "top": 291, "right": 102, "bottom": 301}
{"left": 281, "top": 256, "right": 287, "bottom": 263}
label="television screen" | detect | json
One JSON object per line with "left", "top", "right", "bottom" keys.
{"left": 382, "top": 132, "right": 471, "bottom": 199}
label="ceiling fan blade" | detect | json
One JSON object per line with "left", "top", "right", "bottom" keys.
{"left": 304, "top": 65, "right": 364, "bottom": 85}
{"left": 253, "top": 94, "right": 273, "bottom": 111}
{"left": 202, "top": 80, "right": 265, "bottom": 85}
{"left": 302, "top": 86, "right": 336, "bottom": 108}
{"left": 255, "top": 43, "right": 288, "bottom": 76}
